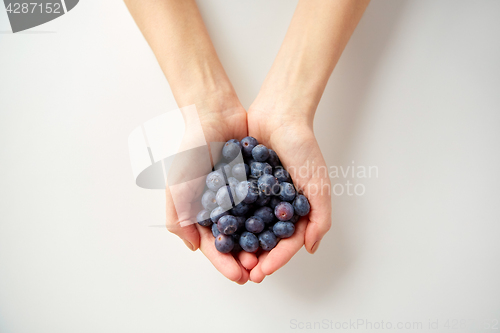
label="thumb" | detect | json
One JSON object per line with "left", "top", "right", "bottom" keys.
{"left": 165, "top": 184, "right": 201, "bottom": 251}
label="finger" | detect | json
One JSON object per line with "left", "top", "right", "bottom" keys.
{"left": 303, "top": 183, "right": 332, "bottom": 254}
{"left": 234, "top": 259, "right": 250, "bottom": 285}
{"left": 249, "top": 251, "right": 269, "bottom": 283}
{"left": 237, "top": 251, "right": 258, "bottom": 271}
{"left": 261, "top": 218, "right": 307, "bottom": 275}
{"left": 197, "top": 224, "right": 242, "bottom": 282}
{"left": 165, "top": 185, "right": 200, "bottom": 251}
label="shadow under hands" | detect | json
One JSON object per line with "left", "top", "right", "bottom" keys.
{"left": 268, "top": 0, "right": 408, "bottom": 302}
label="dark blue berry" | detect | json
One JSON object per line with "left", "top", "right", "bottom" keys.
{"left": 275, "top": 201, "right": 294, "bottom": 221}
{"left": 254, "top": 206, "right": 274, "bottom": 224}
{"left": 201, "top": 190, "right": 217, "bottom": 210}
{"left": 274, "top": 167, "right": 291, "bottom": 183}
{"left": 231, "top": 202, "right": 250, "bottom": 216}
{"left": 196, "top": 209, "right": 212, "bottom": 227}
{"left": 236, "top": 180, "right": 259, "bottom": 204}
{"left": 212, "top": 223, "right": 221, "bottom": 237}
{"left": 245, "top": 216, "right": 265, "bottom": 233}
{"left": 216, "top": 185, "right": 234, "bottom": 209}
{"left": 239, "top": 231, "right": 259, "bottom": 253}
{"left": 235, "top": 216, "right": 246, "bottom": 232}
{"left": 257, "top": 174, "right": 280, "bottom": 196}
{"left": 217, "top": 215, "right": 239, "bottom": 235}
{"left": 206, "top": 170, "right": 225, "bottom": 191}
{"left": 231, "top": 163, "right": 249, "bottom": 180}
{"left": 258, "top": 230, "right": 277, "bottom": 251}
{"left": 210, "top": 206, "right": 229, "bottom": 223}
{"left": 231, "top": 234, "right": 242, "bottom": 253}
{"left": 267, "top": 149, "right": 281, "bottom": 167}
{"left": 288, "top": 214, "right": 300, "bottom": 223}
{"left": 267, "top": 222, "right": 276, "bottom": 231}
{"left": 273, "top": 221, "right": 295, "bottom": 238}
{"left": 241, "top": 136, "right": 258, "bottom": 157}
{"left": 250, "top": 162, "right": 272, "bottom": 178}
{"left": 227, "top": 139, "right": 242, "bottom": 149}
{"left": 252, "top": 144, "right": 270, "bottom": 162}
{"left": 279, "top": 182, "right": 296, "bottom": 202}
{"left": 293, "top": 194, "right": 310, "bottom": 216}
{"left": 244, "top": 158, "right": 256, "bottom": 166}
{"left": 269, "top": 196, "right": 281, "bottom": 210}
{"left": 227, "top": 177, "right": 240, "bottom": 200}
{"left": 222, "top": 141, "right": 241, "bottom": 162}
{"left": 255, "top": 191, "right": 271, "bottom": 206}
{"left": 215, "top": 234, "right": 234, "bottom": 253}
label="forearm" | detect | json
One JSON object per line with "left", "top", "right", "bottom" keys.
{"left": 255, "top": 0, "right": 370, "bottom": 116}
{"left": 124, "top": 0, "right": 238, "bottom": 109}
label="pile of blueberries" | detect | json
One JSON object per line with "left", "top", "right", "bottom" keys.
{"left": 196, "top": 136, "right": 310, "bottom": 254}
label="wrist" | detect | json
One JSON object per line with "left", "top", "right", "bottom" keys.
{"left": 250, "top": 73, "right": 319, "bottom": 129}
{"left": 179, "top": 89, "right": 245, "bottom": 128}
{"left": 250, "top": 61, "right": 327, "bottom": 127}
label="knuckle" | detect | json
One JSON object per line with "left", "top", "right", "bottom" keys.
{"left": 165, "top": 222, "right": 178, "bottom": 234}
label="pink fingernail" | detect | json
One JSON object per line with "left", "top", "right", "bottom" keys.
{"left": 311, "top": 240, "right": 321, "bottom": 254}
{"left": 182, "top": 239, "right": 195, "bottom": 251}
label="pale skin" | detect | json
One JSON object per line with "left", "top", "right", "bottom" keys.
{"left": 124, "top": 0, "right": 370, "bottom": 284}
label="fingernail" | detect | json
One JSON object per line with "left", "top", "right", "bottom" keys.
{"left": 311, "top": 240, "right": 321, "bottom": 254}
{"left": 182, "top": 239, "right": 195, "bottom": 251}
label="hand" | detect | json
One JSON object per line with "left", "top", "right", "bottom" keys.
{"left": 126, "top": 0, "right": 367, "bottom": 284}
{"left": 246, "top": 103, "right": 332, "bottom": 283}
{"left": 165, "top": 95, "right": 258, "bottom": 284}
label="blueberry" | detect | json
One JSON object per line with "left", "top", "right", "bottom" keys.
{"left": 214, "top": 162, "right": 231, "bottom": 177}
{"left": 215, "top": 234, "right": 234, "bottom": 253}
{"left": 275, "top": 201, "right": 294, "bottom": 221}
{"left": 216, "top": 185, "right": 234, "bottom": 209}
{"left": 212, "top": 223, "right": 221, "bottom": 237}
{"left": 206, "top": 170, "right": 225, "bottom": 191}
{"left": 258, "top": 230, "right": 277, "bottom": 251}
{"left": 222, "top": 141, "right": 241, "bottom": 162}
{"left": 201, "top": 190, "right": 217, "bottom": 210}
{"left": 273, "top": 221, "right": 295, "bottom": 238}
{"left": 269, "top": 196, "right": 281, "bottom": 210}
{"left": 196, "top": 209, "right": 212, "bottom": 227}
{"left": 227, "top": 138, "right": 242, "bottom": 149}
{"left": 267, "top": 222, "right": 276, "bottom": 231}
{"left": 254, "top": 206, "right": 274, "bottom": 224}
{"left": 244, "top": 158, "right": 256, "bottom": 166}
{"left": 210, "top": 206, "right": 229, "bottom": 223}
{"left": 257, "top": 174, "right": 280, "bottom": 196}
{"left": 267, "top": 149, "right": 281, "bottom": 167}
{"left": 274, "top": 167, "right": 291, "bottom": 183}
{"left": 252, "top": 144, "right": 270, "bottom": 162}
{"left": 255, "top": 191, "right": 271, "bottom": 206}
{"left": 231, "top": 163, "right": 249, "bottom": 180}
{"left": 250, "top": 162, "right": 272, "bottom": 178}
{"left": 241, "top": 136, "right": 258, "bottom": 157}
{"left": 235, "top": 216, "right": 246, "bottom": 232}
{"left": 227, "top": 177, "right": 240, "bottom": 198}
{"left": 231, "top": 202, "right": 250, "bottom": 216}
{"left": 245, "top": 216, "right": 265, "bottom": 233}
{"left": 239, "top": 231, "right": 259, "bottom": 253}
{"left": 231, "top": 234, "right": 243, "bottom": 253}
{"left": 279, "top": 182, "right": 296, "bottom": 202}
{"left": 236, "top": 180, "right": 259, "bottom": 204}
{"left": 198, "top": 139, "right": 310, "bottom": 253}
{"left": 293, "top": 194, "right": 310, "bottom": 216}
{"left": 217, "top": 215, "right": 239, "bottom": 235}
{"left": 288, "top": 214, "right": 300, "bottom": 223}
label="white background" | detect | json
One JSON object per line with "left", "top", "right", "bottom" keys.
{"left": 1, "top": 1, "right": 499, "bottom": 332}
